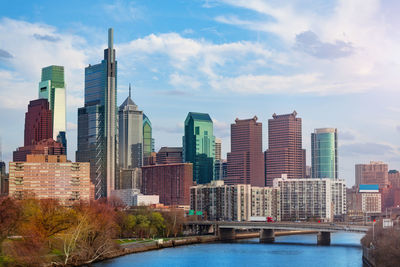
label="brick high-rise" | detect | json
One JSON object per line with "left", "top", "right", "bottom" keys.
{"left": 265, "top": 111, "right": 306, "bottom": 186}
{"left": 226, "top": 116, "right": 265, "bottom": 186}
{"left": 24, "top": 99, "right": 53, "bottom": 146}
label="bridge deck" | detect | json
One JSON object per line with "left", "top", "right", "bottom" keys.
{"left": 186, "top": 221, "right": 369, "bottom": 233}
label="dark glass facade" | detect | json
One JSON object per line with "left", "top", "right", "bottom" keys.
{"left": 311, "top": 128, "right": 338, "bottom": 179}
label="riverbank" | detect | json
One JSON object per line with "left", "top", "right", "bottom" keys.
{"left": 97, "top": 230, "right": 319, "bottom": 264}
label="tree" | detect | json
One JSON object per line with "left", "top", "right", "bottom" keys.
{"left": 149, "top": 212, "right": 165, "bottom": 238}
{"left": 0, "top": 197, "right": 21, "bottom": 253}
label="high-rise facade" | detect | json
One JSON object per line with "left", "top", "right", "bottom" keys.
{"left": 143, "top": 113, "right": 154, "bottom": 165}
{"left": 9, "top": 155, "right": 92, "bottom": 204}
{"left": 76, "top": 28, "right": 117, "bottom": 199}
{"left": 311, "top": 128, "right": 338, "bottom": 179}
{"left": 118, "top": 86, "right": 143, "bottom": 169}
{"left": 24, "top": 99, "right": 53, "bottom": 146}
{"left": 183, "top": 112, "right": 215, "bottom": 184}
{"left": 156, "top": 147, "right": 183, "bottom": 164}
{"left": 226, "top": 116, "right": 265, "bottom": 186}
{"left": 215, "top": 138, "right": 222, "bottom": 161}
{"left": 265, "top": 111, "right": 306, "bottom": 186}
{"left": 38, "top": 65, "right": 67, "bottom": 151}
{"left": 355, "top": 161, "right": 389, "bottom": 189}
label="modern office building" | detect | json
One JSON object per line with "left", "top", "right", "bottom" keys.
{"left": 24, "top": 99, "right": 53, "bottom": 146}
{"left": 311, "top": 128, "right": 338, "bottom": 179}
{"left": 273, "top": 176, "right": 346, "bottom": 221}
{"left": 156, "top": 147, "right": 183, "bottom": 164}
{"left": 141, "top": 163, "right": 193, "bottom": 206}
{"left": 8, "top": 155, "right": 92, "bottom": 204}
{"left": 143, "top": 113, "right": 154, "bottom": 165}
{"left": 215, "top": 138, "right": 222, "bottom": 161}
{"left": 0, "top": 161, "right": 5, "bottom": 195}
{"left": 13, "top": 138, "right": 65, "bottom": 162}
{"left": 226, "top": 117, "right": 264, "bottom": 186}
{"left": 265, "top": 111, "right": 306, "bottom": 186}
{"left": 38, "top": 65, "right": 67, "bottom": 151}
{"left": 117, "top": 168, "right": 142, "bottom": 190}
{"left": 355, "top": 161, "right": 389, "bottom": 189}
{"left": 214, "top": 159, "right": 227, "bottom": 180}
{"left": 183, "top": 112, "right": 215, "bottom": 184}
{"left": 118, "top": 85, "right": 143, "bottom": 169}
{"left": 76, "top": 28, "right": 117, "bottom": 199}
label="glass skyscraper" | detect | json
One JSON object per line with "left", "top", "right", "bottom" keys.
{"left": 118, "top": 85, "right": 143, "bottom": 169}
{"left": 143, "top": 113, "right": 153, "bottom": 162}
{"left": 38, "top": 65, "right": 67, "bottom": 152}
{"left": 183, "top": 112, "right": 215, "bottom": 184}
{"left": 76, "top": 28, "right": 117, "bottom": 199}
{"left": 311, "top": 128, "right": 338, "bottom": 179}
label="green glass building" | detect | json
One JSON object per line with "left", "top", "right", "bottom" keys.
{"left": 311, "top": 128, "right": 338, "bottom": 179}
{"left": 38, "top": 65, "right": 67, "bottom": 151}
{"left": 183, "top": 112, "right": 215, "bottom": 184}
{"left": 143, "top": 113, "right": 154, "bottom": 160}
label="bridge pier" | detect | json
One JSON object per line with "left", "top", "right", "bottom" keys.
{"left": 260, "top": 229, "right": 275, "bottom": 243}
{"left": 317, "top": 232, "right": 331, "bottom": 246}
{"left": 219, "top": 228, "right": 236, "bottom": 241}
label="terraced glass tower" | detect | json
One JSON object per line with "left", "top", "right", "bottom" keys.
{"left": 38, "top": 65, "right": 67, "bottom": 151}
{"left": 183, "top": 112, "right": 215, "bottom": 184}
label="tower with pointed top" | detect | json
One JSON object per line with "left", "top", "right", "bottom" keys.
{"left": 118, "top": 84, "right": 143, "bottom": 170}
{"left": 76, "top": 28, "right": 118, "bottom": 199}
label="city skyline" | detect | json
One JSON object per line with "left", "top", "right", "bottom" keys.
{"left": 1, "top": 1, "right": 400, "bottom": 187}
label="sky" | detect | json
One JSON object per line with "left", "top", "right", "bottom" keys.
{"left": 1, "top": 0, "right": 400, "bottom": 186}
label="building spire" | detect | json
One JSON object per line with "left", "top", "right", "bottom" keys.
{"left": 129, "top": 83, "right": 131, "bottom": 98}
{"left": 108, "top": 28, "right": 113, "bottom": 50}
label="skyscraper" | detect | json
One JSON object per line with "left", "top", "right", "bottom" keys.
{"left": 38, "top": 65, "right": 67, "bottom": 151}
{"left": 215, "top": 138, "right": 222, "bottom": 161}
{"left": 24, "top": 99, "right": 53, "bottom": 146}
{"left": 311, "top": 128, "right": 338, "bottom": 179}
{"left": 118, "top": 84, "right": 143, "bottom": 169}
{"left": 143, "top": 113, "right": 153, "bottom": 165}
{"left": 355, "top": 161, "right": 389, "bottom": 189}
{"left": 265, "top": 111, "right": 306, "bottom": 186}
{"left": 183, "top": 112, "right": 215, "bottom": 184}
{"left": 76, "top": 28, "right": 117, "bottom": 199}
{"left": 226, "top": 116, "right": 265, "bottom": 186}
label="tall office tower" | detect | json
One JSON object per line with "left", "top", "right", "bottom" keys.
{"left": 226, "top": 117, "right": 265, "bottom": 186}
{"left": 38, "top": 65, "right": 67, "bottom": 152}
{"left": 311, "top": 128, "right": 338, "bottom": 179}
{"left": 143, "top": 113, "right": 153, "bottom": 165}
{"left": 355, "top": 161, "right": 389, "bottom": 189}
{"left": 76, "top": 28, "right": 117, "bottom": 199}
{"left": 215, "top": 138, "right": 222, "bottom": 161}
{"left": 265, "top": 111, "right": 306, "bottom": 186}
{"left": 118, "top": 85, "right": 143, "bottom": 169}
{"left": 183, "top": 112, "right": 215, "bottom": 184}
{"left": 24, "top": 99, "right": 53, "bottom": 146}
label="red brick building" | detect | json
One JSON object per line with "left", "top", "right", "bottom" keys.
{"left": 24, "top": 99, "right": 53, "bottom": 146}
{"left": 225, "top": 116, "right": 264, "bottom": 186}
{"left": 13, "top": 138, "right": 65, "bottom": 162}
{"left": 156, "top": 147, "right": 183, "bottom": 164}
{"left": 141, "top": 163, "right": 193, "bottom": 206}
{"left": 265, "top": 111, "right": 306, "bottom": 186}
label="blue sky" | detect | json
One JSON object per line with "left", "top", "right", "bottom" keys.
{"left": 1, "top": 0, "right": 400, "bottom": 186}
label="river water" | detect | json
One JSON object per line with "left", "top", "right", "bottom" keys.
{"left": 95, "top": 233, "right": 364, "bottom": 267}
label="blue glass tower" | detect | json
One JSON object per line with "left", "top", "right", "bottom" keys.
{"left": 76, "top": 28, "right": 117, "bottom": 199}
{"left": 311, "top": 128, "right": 338, "bottom": 179}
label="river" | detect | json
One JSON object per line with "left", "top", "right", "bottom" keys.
{"left": 95, "top": 232, "right": 364, "bottom": 267}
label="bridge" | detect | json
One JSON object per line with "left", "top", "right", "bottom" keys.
{"left": 185, "top": 221, "right": 370, "bottom": 246}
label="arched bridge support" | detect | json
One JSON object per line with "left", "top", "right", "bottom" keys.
{"left": 219, "top": 228, "right": 236, "bottom": 241}
{"left": 260, "top": 229, "right": 275, "bottom": 243}
{"left": 317, "top": 232, "right": 331, "bottom": 246}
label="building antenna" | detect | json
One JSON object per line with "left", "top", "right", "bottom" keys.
{"left": 129, "top": 83, "right": 131, "bottom": 98}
